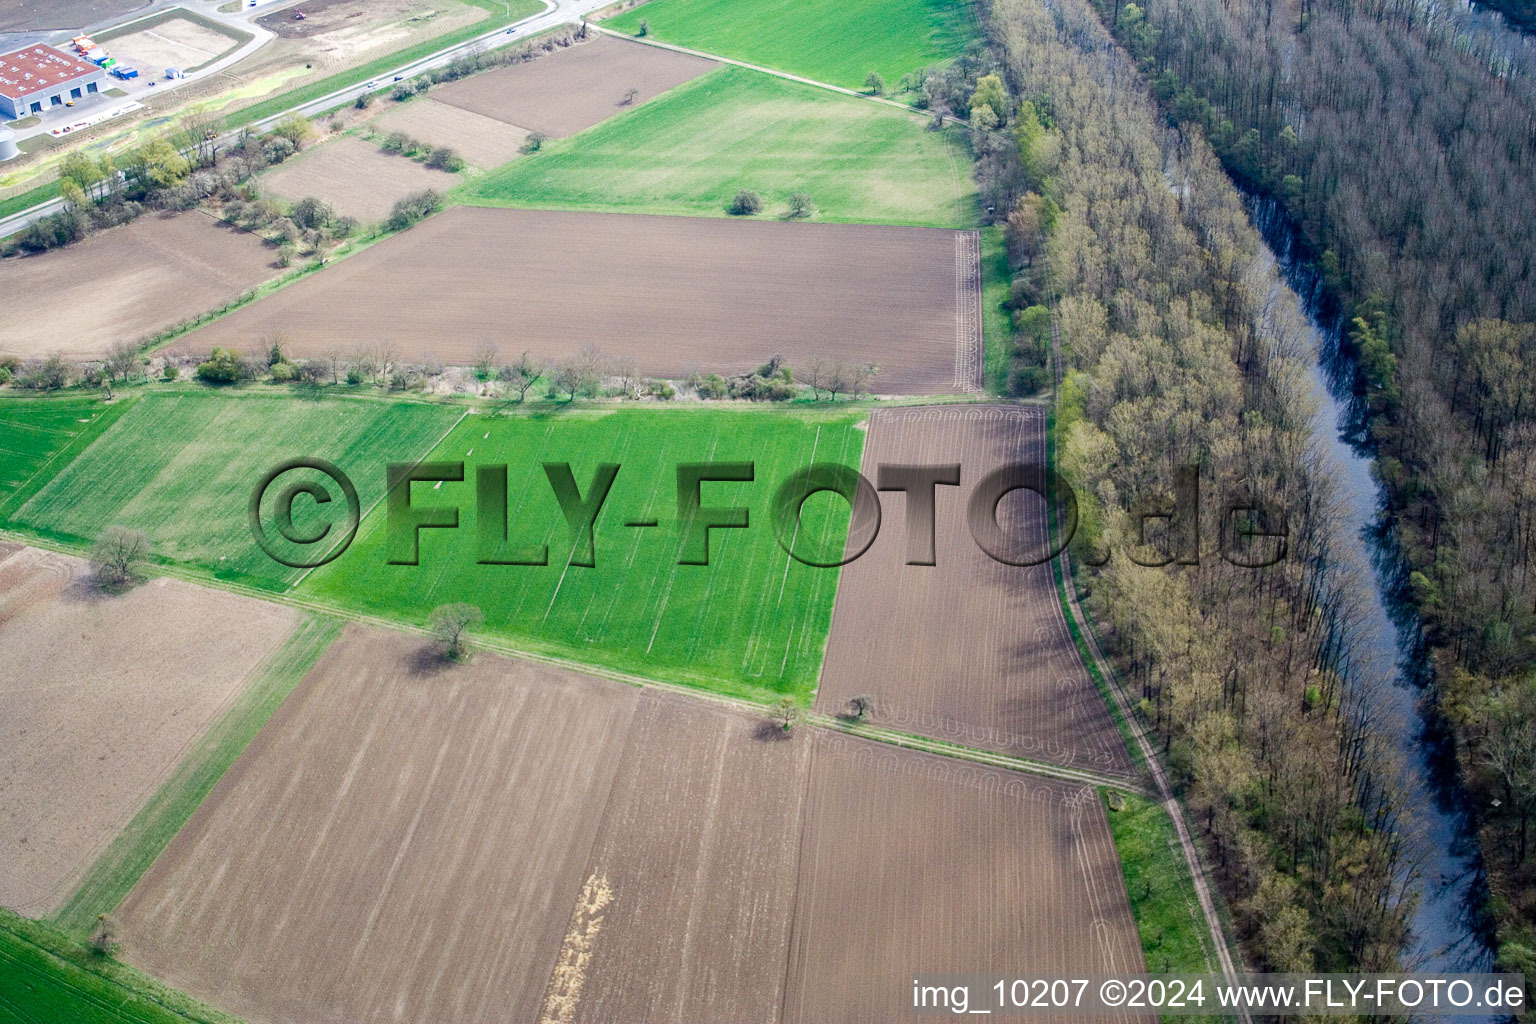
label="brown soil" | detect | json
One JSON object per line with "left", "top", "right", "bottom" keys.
{"left": 783, "top": 732, "right": 1147, "bottom": 1023}
{"left": 258, "top": 134, "right": 459, "bottom": 223}
{"left": 107, "top": 18, "right": 240, "bottom": 74}
{"left": 0, "top": 211, "right": 278, "bottom": 361}
{"left": 547, "top": 692, "right": 811, "bottom": 1024}
{"left": 370, "top": 97, "right": 529, "bottom": 169}
{"left": 0, "top": 547, "right": 300, "bottom": 916}
{"left": 118, "top": 625, "right": 640, "bottom": 1024}
{"left": 433, "top": 34, "right": 715, "bottom": 138}
{"left": 178, "top": 206, "right": 978, "bottom": 394}
{"left": 814, "top": 405, "right": 1137, "bottom": 774}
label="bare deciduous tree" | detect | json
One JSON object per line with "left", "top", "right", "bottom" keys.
{"left": 429, "top": 603, "right": 484, "bottom": 662}
{"left": 91, "top": 526, "right": 151, "bottom": 590}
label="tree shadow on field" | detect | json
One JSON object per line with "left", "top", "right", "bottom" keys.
{"left": 406, "top": 642, "right": 455, "bottom": 678}
{"left": 752, "top": 719, "right": 796, "bottom": 743}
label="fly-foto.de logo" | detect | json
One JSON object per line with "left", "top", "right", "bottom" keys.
{"left": 249, "top": 458, "right": 1288, "bottom": 571}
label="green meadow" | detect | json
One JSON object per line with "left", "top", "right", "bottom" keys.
{"left": 606, "top": 0, "right": 977, "bottom": 91}
{"left": 0, "top": 396, "right": 139, "bottom": 521}
{"left": 462, "top": 67, "right": 977, "bottom": 228}
{"left": 302, "top": 406, "right": 866, "bottom": 701}
{"left": 8, "top": 392, "right": 462, "bottom": 589}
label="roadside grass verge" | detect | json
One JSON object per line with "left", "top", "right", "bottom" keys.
{"left": 221, "top": 0, "right": 545, "bottom": 130}
{"left": 300, "top": 405, "right": 865, "bottom": 703}
{"left": 51, "top": 615, "right": 342, "bottom": 935}
{"left": 0, "top": 395, "right": 140, "bottom": 522}
{"left": 0, "top": 181, "right": 60, "bottom": 221}
{"left": 461, "top": 66, "right": 977, "bottom": 228}
{"left": 1103, "top": 791, "right": 1223, "bottom": 982}
{"left": 0, "top": 908, "right": 238, "bottom": 1023}
{"left": 5, "top": 392, "right": 463, "bottom": 590}
{"left": 605, "top": 0, "right": 977, "bottom": 91}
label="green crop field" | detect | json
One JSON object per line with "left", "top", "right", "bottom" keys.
{"left": 0, "top": 910, "right": 236, "bottom": 1024}
{"left": 8, "top": 392, "right": 463, "bottom": 589}
{"left": 301, "top": 406, "right": 866, "bottom": 701}
{"left": 0, "top": 396, "right": 139, "bottom": 522}
{"left": 606, "top": 0, "right": 976, "bottom": 91}
{"left": 462, "top": 67, "right": 977, "bottom": 228}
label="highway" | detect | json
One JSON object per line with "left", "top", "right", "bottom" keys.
{"left": 0, "top": 0, "right": 614, "bottom": 240}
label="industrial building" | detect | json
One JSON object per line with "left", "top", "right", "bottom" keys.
{"left": 0, "top": 44, "right": 107, "bottom": 121}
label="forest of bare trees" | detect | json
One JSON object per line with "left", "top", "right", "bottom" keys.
{"left": 978, "top": 0, "right": 1414, "bottom": 971}
{"left": 1082, "top": 0, "right": 1536, "bottom": 979}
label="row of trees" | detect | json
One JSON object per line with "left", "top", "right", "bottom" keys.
{"left": 1086, "top": 0, "right": 1536, "bottom": 977}
{"left": 985, "top": 0, "right": 1413, "bottom": 972}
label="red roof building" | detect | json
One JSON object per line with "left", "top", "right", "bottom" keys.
{"left": 0, "top": 45, "right": 108, "bottom": 120}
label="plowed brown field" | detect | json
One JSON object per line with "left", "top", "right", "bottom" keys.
{"left": 118, "top": 626, "right": 639, "bottom": 1024}
{"left": 546, "top": 693, "right": 810, "bottom": 1024}
{"left": 784, "top": 733, "right": 1146, "bottom": 1024}
{"left": 259, "top": 135, "right": 460, "bottom": 223}
{"left": 0, "top": 212, "right": 277, "bottom": 360}
{"left": 815, "top": 405, "right": 1135, "bottom": 774}
{"left": 371, "top": 98, "right": 530, "bottom": 168}
{"left": 0, "top": 547, "right": 300, "bottom": 915}
{"left": 178, "top": 206, "right": 983, "bottom": 394}
{"left": 433, "top": 35, "right": 715, "bottom": 138}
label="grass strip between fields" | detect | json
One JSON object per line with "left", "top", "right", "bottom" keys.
{"left": 0, "top": 909, "right": 239, "bottom": 1024}
{"left": 1103, "top": 792, "right": 1222, "bottom": 977}
{"left": 0, "top": 180, "right": 61, "bottom": 221}
{"left": 51, "top": 615, "right": 344, "bottom": 936}
{"left": 980, "top": 225, "right": 1011, "bottom": 394}
{"left": 221, "top": 0, "right": 545, "bottom": 130}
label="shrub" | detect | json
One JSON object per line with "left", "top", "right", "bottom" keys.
{"left": 524, "top": 131, "right": 547, "bottom": 153}
{"left": 637, "top": 18, "right": 649, "bottom": 35}
{"left": 727, "top": 189, "right": 762, "bottom": 216}
{"left": 196, "top": 348, "right": 244, "bottom": 384}
{"left": 346, "top": 366, "right": 364, "bottom": 385}
{"left": 161, "top": 362, "right": 179, "bottom": 382}
{"left": 425, "top": 146, "right": 465, "bottom": 172}
{"left": 354, "top": 92, "right": 374, "bottom": 109}
{"left": 692, "top": 373, "right": 729, "bottom": 399}
{"left": 270, "top": 361, "right": 298, "bottom": 382}
{"left": 385, "top": 189, "right": 441, "bottom": 232}
{"left": 383, "top": 130, "right": 411, "bottom": 153}
{"left": 648, "top": 379, "right": 676, "bottom": 400}
{"left": 786, "top": 191, "right": 815, "bottom": 219}
{"left": 0, "top": 366, "right": 11, "bottom": 385}
{"left": 1007, "top": 365, "right": 1048, "bottom": 396}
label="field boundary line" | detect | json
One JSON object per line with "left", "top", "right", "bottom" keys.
{"left": 587, "top": 23, "right": 992, "bottom": 133}
{"left": 288, "top": 407, "right": 470, "bottom": 591}
{"left": 1044, "top": 280, "right": 1251, "bottom": 1018}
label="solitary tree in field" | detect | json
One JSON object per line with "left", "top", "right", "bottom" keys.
{"left": 865, "top": 71, "right": 885, "bottom": 95}
{"left": 620, "top": 87, "right": 639, "bottom": 106}
{"left": 771, "top": 696, "right": 804, "bottom": 732}
{"left": 429, "top": 603, "right": 484, "bottom": 662}
{"left": 786, "top": 191, "right": 815, "bottom": 219}
{"left": 524, "top": 131, "right": 547, "bottom": 153}
{"left": 846, "top": 694, "right": 876, "bottom": 721}
{"left": 91, "top": 526, "right": 151, "bottom": 590}
{"left": 636, "top": 18, "right": 649, "bottom": 36}
{"left": 90, "top": 914, "right": 122, "bottom": 957}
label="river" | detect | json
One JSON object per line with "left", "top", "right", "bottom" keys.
{"left": 1250, "top": 201, "right": 1496, "bottom": 991}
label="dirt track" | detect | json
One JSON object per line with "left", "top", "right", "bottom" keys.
{"left": 119, "top": 626, "right": 640, "bottom": 1024}
{"left": 0, "top": 212, "right": 277, "bottom": 360}
{"left": 814, "top": 405, "right": 1136, "bottom": 774}
{"left": 784, "top": 733, "right": 1147, "bottom": 1023}
{"left": 178, "top": 206, "right": 981, "bottom": 394}
{"left": 259, "top": 135, "right": 459, "bottom": 223}
{"left": 549, "top": 693, "right": 810, "bottom": 1024}
{"left": 0, "top": 547, "right": 299, "bottom": 916}
{"left": 434, "top": 35, "right": 715, "bottom": 138}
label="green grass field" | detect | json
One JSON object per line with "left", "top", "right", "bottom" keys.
{"left": 301, "top": 405, "right": 866, "bottom": 701}
{"left": 461, "top": 67, "right": 977, "bottom": 228}
{"left": 0, "top": 396, "right": 140, "bottom": 522}
{"left": 980, "top": 225, "right": 1011, "bottom": 394}
{"left": 0, "top": 910, "right": 236, "bottom": 1024}
{"left": 52, "top": 616, "right": 342, "bottom": 936}
{"left": 8, "top": 392, "right": 463, "bottom": 589}
{"left": 606, "top": 0, "right": 976, "bottom": 91}
{"left": 1104, "top": 793, "right": 1221, "bottom": 978}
